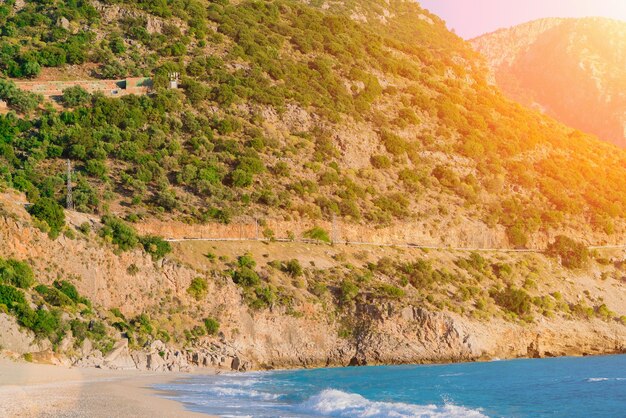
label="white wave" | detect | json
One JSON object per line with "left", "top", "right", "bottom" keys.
{"left": 587, "top": 377, "right": 626, "bottom": 382}
{"left": 298, "top": 389, "right": 487, "bottom": 418}
{"left": 208, "top": 386, "right": 280, "bottom": 400}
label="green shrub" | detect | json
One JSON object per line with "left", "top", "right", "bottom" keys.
{"left": 506, "top": 224, "right": 528, "bottom": 248}
{"left": 127, "top": 264, "right": 139, "bottom": 275}
{"left": 237, "top": 253, "right": 256, "bottom": 269}
{"left": 0, "top": 258, "right": 35, "bottom": 289}
{"left": 370, "top": 155, "right": 392, "bottom": 169}
{"left": 78, "top": 222, "right": 91, "bottom": 235}
{"left": 310, "top": 282, "right": 328, "bottom": 297}
{"left": 233, "top": 267, "right": 260, "bottom": 287}
{"left": 339, "top": 280, "right": 359, "bottom": 304}
{"left": 0, "top": 284, "right": 27, "bottom": 309}
{"left": 491, "top": 286, "right": 532, "bottom": 316}
{"left": 156, "top": 329, "right": 171, "bottom": 343}
{"left": 100, "top": 216, "right": 139, "bottom": 251}
{"left": 546, "top": 235, "right": 590, "bottom": 269}
{"left": 53, "top": 280, "right": 89, "bottom": 305}
{"left": 282, "top": 259, "right": 303, "bottom": 277}
{"left": 492, "top": 263, "right": 513, "bottom": 279}
{"left": 25, "top": 308, "right": 62, "bottom": 341}
{"left": 70, "top": 319, "right": 89, "bottom": 343}
{"left": 252, "top": 285, "right": 275, "bottom": 309}
{"left": 204, "top": 317, "right": 220, "bottom": 335}
{"left": 596, "top": 304, "right": 615, "bottom": 321}
{"left": 110, "top": 308, "right": 125, "bottom": 319}
{"left": 187, "top": 277, "right": 208, "bottom": 301}
{"left": 140, "top": 235, "right": 172, "bottom": 260}
{"left": 570, "top": 302, "right": 594, "bottom": 319}
{"left": 378, "top": 284, "right": 405, "bottom": 298}
{"left": 35, "top": 285, "right": 74, "bottom": 307}
{"left": 380, "top": 130, "right": 407, "bottom": 155}
{"left": 61, "top": 86, "right": 91, "bottom": 107}
{"left": 29, "top": 198, "right": 65, "bottom": 238}
{"left": 0, "top": 79, "right": 42, "bottom": 113}
{"left": 304, "top": 227, "right": 331, "bottom": 243}
{"left": 129, "top": 314, "right": 154, "bottom": 347}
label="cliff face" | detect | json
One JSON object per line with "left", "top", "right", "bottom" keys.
{"left": 1, "top": 192, "right": 624, "bottom": 371}
{"left": 472, "top": 18, "right": 626, "bottom": 147}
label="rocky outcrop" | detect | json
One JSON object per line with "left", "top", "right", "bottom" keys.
{"left": 0, "top": 314, "right": 48, "bottom": 354}
{"left": 0, "top": 192, "right": 624, "bottom": 373}
{"left": 187, "top": 341, "right": 250, "bottom": 371}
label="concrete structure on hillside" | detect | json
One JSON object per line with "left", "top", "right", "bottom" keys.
{"left": 169, "top": 72, "right": 180, "bottom": 89}
{"left": 14, "top": 77, "right": 153, "bottom": 99}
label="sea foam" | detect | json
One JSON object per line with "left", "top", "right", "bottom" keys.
{"left": 298, "top": 389, "right": 487, "bottom": 418}
{"left": 586, "top": 377, "right": 625, "bottom": 383}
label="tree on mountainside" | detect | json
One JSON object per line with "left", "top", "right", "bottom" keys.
{"left": 546, "top": 235, "right": 589, "bottom": 269}
{"left": 28, "top": 198, "right": 65, "bottom": 238}
{"left": 61, "top": 86, "right": 91, "bottom": 107}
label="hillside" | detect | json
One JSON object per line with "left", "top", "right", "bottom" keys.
{"left": 0, "top": 1, "right": 625, "bottom": 369}
{"left": 1, "top": 191, "right": 625, "bottom": 369}
{"left": 472, "top": 17, "right": 626, "bottom": 148}
{"left": 2, "top": 1, "right": 626, "bottom": 249}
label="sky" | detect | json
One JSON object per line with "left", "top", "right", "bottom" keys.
{"left": 419, "top": 0, "right": 626, "bottom": 39}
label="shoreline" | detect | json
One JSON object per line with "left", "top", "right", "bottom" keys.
{"left": 2, "top": 352, "right": 625, "bottom": 417}
{"left": 0, "top": 358, "right": 214, "bottom": 418}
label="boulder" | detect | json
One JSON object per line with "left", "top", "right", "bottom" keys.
{"left": 130, "top": 351, "right": 149, "bottom": 371}
{"left": 58, "top": 332, "right": 75, "bottom": 353}
{"left": 74, "top": 351, "right": 104, "bottom": 368}
{"left": 0, "top": 313, "right": 43, "bottom": 354}
{"left": 104, "top": 340, "right": 136, "bottom": 370}
{"left": 146, "top": 352, "right": 166, "bottom": 371}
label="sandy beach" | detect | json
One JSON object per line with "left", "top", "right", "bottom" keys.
{"left": 0, "top": 358, "right": 213, "bottom": 417}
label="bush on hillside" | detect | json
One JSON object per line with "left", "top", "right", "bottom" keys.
{"left": 0, "top": 258, "right": 35, "bottom": 289}
{"left": 304, "top": 226, "right": 331, "bottom": 243}
{"left": 100, "top": 216, "right": 139, "bottom": 251}
{"left": 61, "top": 86, "right": 91, "bottom": 107}
{"left": 0, "top": 284, "right": 27, "bottom": 310}
{"left": 187, "top": 277, "right": 208, "bottom": 300}
{"left": 29, "top": 198, "right": 65, "bottom": 238}
{"left": 204, "top": 317, "right": 220, "bottom": 335}
{"left": 140, "top": 235, "right": 172, "bottom": 260}
{"left": 546, "top": 235, "right": 590, "bottom": 269}
{"left": 281, "top": 259, "right": 303, "bottom": 278}
{"left": 35, "top": 284, "right": 74, "bottom": 307}
{"left": 232, "top": 267, "right": 261, "bottom": 287}
{"left": 491, "top": 286, "right": 532, "bottom": 316}
{"left": 339, "top": 279, "right": 359, "bottom": 304}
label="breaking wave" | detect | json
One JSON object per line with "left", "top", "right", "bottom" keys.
{"left": 297, "top": 389, "right": 487, "bottom": 418}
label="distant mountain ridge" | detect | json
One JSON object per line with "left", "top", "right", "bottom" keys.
{"left": 472, "top": 17, "right": 626, "bottom": 147}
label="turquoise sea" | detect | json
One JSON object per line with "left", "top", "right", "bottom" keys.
{"left": 156, "top": 355, "right": 626, "bottom": 417}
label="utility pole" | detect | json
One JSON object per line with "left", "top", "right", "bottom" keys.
{"left": 66, "top": 159, "right": 74, "bottom": 211}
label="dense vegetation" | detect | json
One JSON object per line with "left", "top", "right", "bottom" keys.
{"left": 1, "top": 0, "right": 626, "bottom": 249}
{"left": 0, "top": 256, "right": 113, "bottom": 351}
{"left": 170, "top": 248, "right": 625, "bottom": 331}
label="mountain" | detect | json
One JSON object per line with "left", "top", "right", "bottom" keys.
{"left": 0, "top": 1, "right": 624, "bottom": 370}
{"left": 472, "top": 17, "right": 626, "bottom": 148}
{"left": 2, "top": 1, "right": 626, "bottom": 248}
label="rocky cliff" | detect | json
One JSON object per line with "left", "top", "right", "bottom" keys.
{"left": 1, "top": 192, "right": 624, "bottom": 371}
{"left": 472, "top": 17, "right": 626, "bottom": 147}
